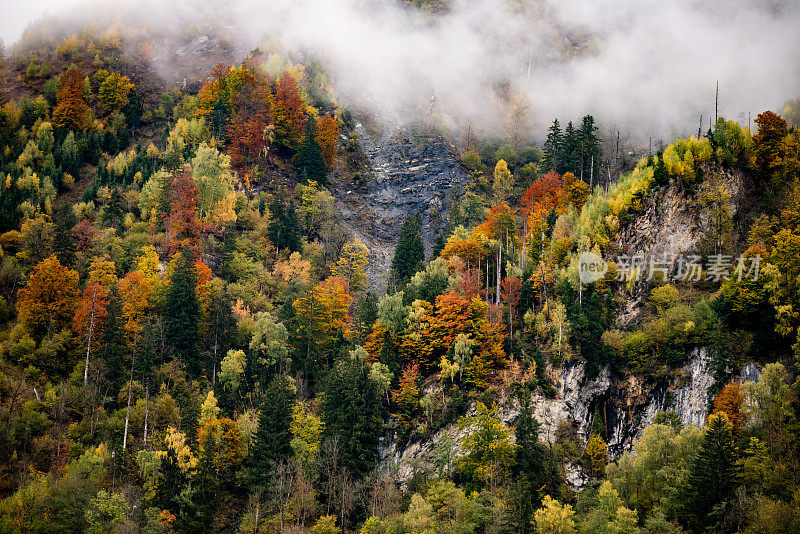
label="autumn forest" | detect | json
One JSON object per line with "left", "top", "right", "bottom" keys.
{"left": 0, "top": 1, "right": 799, "bottom": 533}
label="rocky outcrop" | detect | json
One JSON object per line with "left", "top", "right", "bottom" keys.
{"left": 613, "top": 167, "right": 743, "bottom": 326}
{"left": 385, "top": 350, "right": 763, "bottom": 490}
{"left": 334, "top": 124, "right": 470, "bottom": 291}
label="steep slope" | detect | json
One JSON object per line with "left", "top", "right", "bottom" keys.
{"left": 334, "top": 123, "right": 470, "bottom": 291}
{"left": 384, "top": 165, "right": 756, "bottom": 489}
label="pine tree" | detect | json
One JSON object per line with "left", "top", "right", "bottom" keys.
{"left": 391, "top": 212, "right": 425, "bottom": 285}
{"left": 250, "top": 374, "right": 295, "bottom": 487}
{"left": 164, "top": 250, "right": 200, "bottom": 375}
{"left": 542, "top": 118, "right": 562, "bottom": 173}
{"left": 684, "top": 412, "right": 741, "bottom": 531}
{"left": 297, "top": 116, "right": 327, "bottom": 184}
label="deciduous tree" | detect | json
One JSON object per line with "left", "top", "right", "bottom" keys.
{"left": 17, "top": 255, "right": 79, "bottom": 339}
{"left": 53, "top": 66, "right": 88, "bottom": 130}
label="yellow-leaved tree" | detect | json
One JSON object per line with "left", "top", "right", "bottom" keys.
{"left": 333, "top": 239, "right": 369, "bottom": 292}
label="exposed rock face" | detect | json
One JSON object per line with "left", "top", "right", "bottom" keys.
{"left": 334, "top": 124, "right": 470, "bottom": 291}
{"left": 385, "top": 350, "right": 764, "bottom": 491}
{"left": 670, "top": 349, "right": 716, "bottom": 428}
{"left": 613, "top": 167, "right": 742, "bottom": 326}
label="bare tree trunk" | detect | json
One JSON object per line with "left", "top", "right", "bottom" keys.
{"left": 123, "top": 347, "right": 136, "bottom": 451}
{"left": 496, "top": 245, "right": 501, "bottom": 306}
{"left": 143, "top": 383, "right": 149, "bottom": 446}
{"left": 212, "top": 324, "right": 219, "bottom": 386}
{"left": 84, "top": 287, "right": 98, "bottom": 385}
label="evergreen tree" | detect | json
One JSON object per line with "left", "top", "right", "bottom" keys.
{"left": 154, "top": 446, "right": 188, "bottom": 516}
{"left": 653, "top": 151, "right": 669, "bottom": 186}
{"left": 220, "top": 226, "right": 238, "bottom": 282}
{"left": 507, "top": 395, "right": 546, "bottom": 533}
{"left": 542, "top": 118, "right": 562, "bottom": 173}
{"left": 684, "top": 412, "right": 741, "bottom": 531}
{"left": 250, "top": 374, "right": 295, "bottom": 487}
{"left": 201, "top": 281, "right": 235, "bottom": 384}
{"left": 267, "top": 192, "right": 303, "bottom": 253}
{"left": 322, "top": 352, "right": 383, "bottom": 478}
{"left": 391, "top": 212, "right": 424, "bottom": 285}
{"left": 102, "top": 188, "right": 124, "bottom": 229}
{"left": 296, "top": 116, "right": 327, "bottom": 184}
{"left": 100, "top": 287, "right": 127, "bottom": 389}
{"left": 578, "top": 115, "right": 601, "bottom": 182}
{"left": 559, "top": 121, "right": 580, "bottom": 175}
{"left": 164, "top": 249, "right": 200, "bottom": 374}
{"left": 515, "top": 396, "right": 545, "bottom": 487}
{"left": 53, "top": 205, "right": 77, "bottom": 268}
{"left": 60, "top": 131, "right": 80, "bottom": 176}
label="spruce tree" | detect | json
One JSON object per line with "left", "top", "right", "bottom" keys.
{"left": 267, "top": 192, "right": 302, "bottom": 253}
{"left": 322, "top": 352, "right": 382, "bottom": 478}
{"left": 578, "top": 115, "right": 601, "bottom": 181}
{"left": 154, "top": 446, "right": 188, "bottom": 515}
{"left": 201, "top": 282, "right": 235, "bottom": 384}
{"left": 542, "top": 118, "right": 562, "bottom": 173}
{"left": 684, "top": 412, "right": 741, "bottom": 531}
{"left": 250, "top": 374, "right": 295, "bottom": 487}
{"left": 53, "top": 204, "right": 77, "bottom": 267}
{"left": 507, "top": 395, "right": 546, "bottom": 533}
{"left": 102, "top": 188, "right": 124, "bottom": 229}
{"left": 391, "top": 212, "right": 424, "bottom": 284}
{"left": 100, "top": 287, "right": 127, "bottom": 390}
{"left": 559, "top": 121, "right": 580, "bottom": 175}
{"left": 296, "top": 116, "right": 327, "bottom": 184}
{"left": 654, "top": 151, "right": 669, "bottom": 186}
{"left": 164, "top": 249, "right": 200, "bottom": 375}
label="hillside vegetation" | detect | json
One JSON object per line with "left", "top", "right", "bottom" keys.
{"left": 0, "top": 19, "right": 800, "bottom": 534}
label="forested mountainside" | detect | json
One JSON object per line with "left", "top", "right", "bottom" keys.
{"left": 0, "top": 8, "right": 800, "bottom": 534}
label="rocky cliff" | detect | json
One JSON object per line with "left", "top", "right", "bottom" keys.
{"left": 384, "top": 351, "right": 761, "bottom": 490}
{"left": 334, "top": 124, "right": 470, "bottom": 291}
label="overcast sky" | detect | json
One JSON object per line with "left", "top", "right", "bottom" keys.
{"left": 0, "top": 0, "right": 83, "bottom": 45}
{"left": 0, "top": 0, "right": 796, "bottom": 139}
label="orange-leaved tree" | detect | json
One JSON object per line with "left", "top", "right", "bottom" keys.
{"left": 316, "top": 115, "right": 339, "bottom": 169}
{"left": 520, "top": 171, "right": 564, "bottom": 218}
{"left": 712, "top": 381, "right": 747, "bottom": 435}
{"left": 165, "top": 169, "right": 206, "bottom": 257}
{"left": 53, "top": 66, "right": 88, "bottom": 130}
{"left": 17, "top": 255, "right": 79, "bottom": 339}
{"left": 272, "top": 71, "right": 306, "bottom": 151}
{"left": 294, "top": 277, "right": 352, "bottom": 369}
{"left": 392, "top": 362, "right": 421, "bottom": 427}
